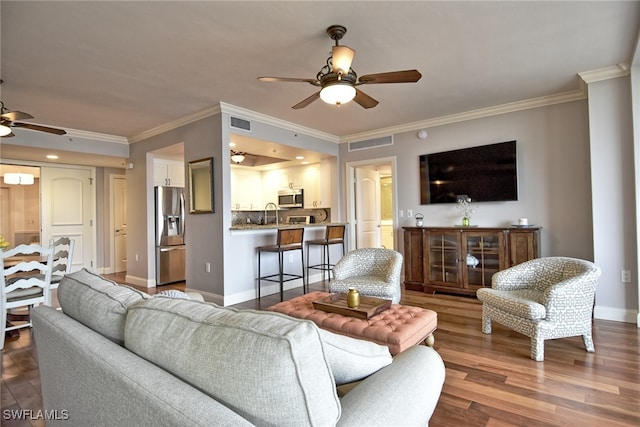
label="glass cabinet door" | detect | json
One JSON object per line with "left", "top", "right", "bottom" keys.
{"left": 462, "top": 231, "right": 504, "bottom": 289}
{"left": 427, "top": 231, "right": 462, "bottom": 287}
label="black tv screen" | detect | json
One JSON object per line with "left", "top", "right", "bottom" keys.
{"left": 420, "top": 141, "right": 518, "bottom": 204}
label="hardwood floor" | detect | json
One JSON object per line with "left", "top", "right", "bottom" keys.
{"left": 2, "top": 274, "right": 639, "bottom": 426}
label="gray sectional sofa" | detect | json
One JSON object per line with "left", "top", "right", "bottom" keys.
{"left": 32, "top": 269, "right": 445, "bottom": 426}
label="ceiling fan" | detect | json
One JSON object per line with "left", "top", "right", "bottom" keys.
{"left": 258, "top": 25, "right": 422, "bottom": 110}
{"left": 0, "top": 100, "right": 67, "bottom": 138}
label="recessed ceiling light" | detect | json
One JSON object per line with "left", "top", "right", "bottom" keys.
{"left": 229, "top": 142, "right": 236, "bottom": 147}
{"left": 296, "top": 156, "right": 304, "bottom": 160}
{"left": 301, "top": 161, "right": 309, "bottom": 165}
{"left": 46, "top": 154, "right": 59, "bottom": 159}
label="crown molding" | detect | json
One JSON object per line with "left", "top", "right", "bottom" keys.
{"left": 128, "top": 104, "right": 223, "bottom": 143}
{"left": 340, "top": 88, "right": 588, "bottom": 143}
{"left": 64, "top": 128, "right": 129, "bottom": 144}
{"left": 220, "top": 102, "right": 340, "bottom": 144}
{"left": 578, "top": 63, "right": 630, "bottom": 84}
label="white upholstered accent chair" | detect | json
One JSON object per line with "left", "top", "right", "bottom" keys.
{"left": 49, "top": 237, "right": 75, "bottom": 289}
{"left": 2, "top": 243, "right": 55, "bottom": 350}
{"left": 329, "top": 248, "right": 403, "bottom": 303}
{"left": 476, "top": 257, "right": 601, "bottom": 361}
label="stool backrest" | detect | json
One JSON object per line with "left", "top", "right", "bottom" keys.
{"left": 277, "top": 228, "right": 304, "bottom": 246}
{"left": 326, "top": 225, "right": 345, "bottom": 241}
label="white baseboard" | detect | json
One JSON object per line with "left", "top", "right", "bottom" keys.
{"left": 594, "top": 305, "right": 639, "bottom": 324}
{"left": 125, "top": 274, "right": 156, "bottom": 288}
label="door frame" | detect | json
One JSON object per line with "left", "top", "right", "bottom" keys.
{"left": 345, "top": 156, "right": 397, "bottom": 251}
{"left": 109, "top": 173, "right": 127, "bottom": 274}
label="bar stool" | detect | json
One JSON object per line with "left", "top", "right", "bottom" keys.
{"left": 257, "top": 228, "right": 306, "bottom": 301}
{"left": 306, "top": 224, "right": 346, "bottom": 283}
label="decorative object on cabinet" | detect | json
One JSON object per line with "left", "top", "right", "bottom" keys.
{"left": 402, "top": 226, "right": 540, "bottom": 296}
{"left": 456, "top": 195, "right": 475, "bottom": 226}
{"left": 188, "top": 157, "right": 214, "bottom": 214}
{"left": 415, "top": 213, "right": 424, "bottom": 227}
{"left": 476, "top": 257, "right": 601, "bottom": 361}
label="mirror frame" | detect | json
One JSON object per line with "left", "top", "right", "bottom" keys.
{"left": 188, "top": 157, "right": 214, "bottom": 214}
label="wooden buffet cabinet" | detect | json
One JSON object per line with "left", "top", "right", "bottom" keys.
{"left": 403, "top": 226, "right": 540, "bottom": 296}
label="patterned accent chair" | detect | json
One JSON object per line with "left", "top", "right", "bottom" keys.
{"left": 476, "top": 257, "right": 601, "bottom": 361}
{"left": 329, "top": 248, "right": 403, "bottom": 303}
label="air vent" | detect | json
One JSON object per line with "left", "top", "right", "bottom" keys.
{"left": 230, "top": 116, "right": 251, "bottom": 132}
{"left": 348, "top": 135, "right": 393, "bottom": 151}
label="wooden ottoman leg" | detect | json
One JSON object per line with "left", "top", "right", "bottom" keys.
{"left": 422, "top": 334, "right": 435, "bottom": 347}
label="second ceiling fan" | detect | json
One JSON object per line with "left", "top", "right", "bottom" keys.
{"left": 258, "top": 25, "right": 422, "bottom": 110}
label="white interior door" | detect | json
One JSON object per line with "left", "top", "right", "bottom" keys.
{"left": 355, "top": 167, "right": 381, "bottom": 248}
{"left": 41, "top": 166, "right": 95, "bottom": 272}
{"left": 112, "top": 175, "right": 127, "bottom": 273}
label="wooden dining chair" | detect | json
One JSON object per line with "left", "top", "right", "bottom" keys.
{"left": 1, "top": 243, "right": 55, "bottom": 350}
{"left": 49, "top": 237, "right": 75, "bottom": 289}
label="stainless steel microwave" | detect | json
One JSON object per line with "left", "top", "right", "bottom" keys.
{"left": 278, "top": 189, "right": 304, "bottom": 208}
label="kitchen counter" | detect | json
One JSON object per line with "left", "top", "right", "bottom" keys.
{"left": 230, "top": 222, "right": 347, "bottom": 231}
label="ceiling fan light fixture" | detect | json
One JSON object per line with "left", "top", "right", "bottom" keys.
{"left": 4, "top": 172, "right": 34, "bottom": 185}
{"left": 231, "top": 151, "right": 246, "bottom": 164}
{"left": 320, "top": 82, "right": 356, "bottom": 106}
{"left": 0, "top": 124, "right": 11, "bottom": 137}
{"left": 331, "top": 45, "right": 355, "bottom": 75}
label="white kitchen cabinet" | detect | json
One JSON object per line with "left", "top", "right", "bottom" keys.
{"left": 302, "top": 165, "right": 322, "bottom": 208}
{"left": 279, "top": 169, "right": 303, "bottom": 190}
{"left": 154, "top": 159, "right": 185, "bottom": 187}
{"left": 231, "top": 168, "right": 263, "bottom": 210}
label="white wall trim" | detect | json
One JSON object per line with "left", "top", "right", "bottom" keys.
{"left": 594, "top": 304, "right": 638, "bottom": 324}
{"left": 129, "top": 104, "right": 223, "bottom": 143}
{"left": 341, "top": 89, "right": 587, "bottom": 143}
{"left": 220, "top": 102, "right": 340, "bottom": 144}
{"left": 578, "top": 63, "right": 630, "bottom": 84}
{"left": 124, "top": 274, "right": 155, "bottom": 288}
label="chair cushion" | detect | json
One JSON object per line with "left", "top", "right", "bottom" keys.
{"left": 6, "top": 285, "right": 43, "bottom": 301}
{"left": 124, "top": 298, "right": 340, "bottom": 427}
{"left": 57, "top": 268, "right": 148, "bottom": 344}
{"left": 477, "top": 288, "right": 546, "bottom": 320}
{"left": 318, "top": 328, "right": 392, "bottom": 385}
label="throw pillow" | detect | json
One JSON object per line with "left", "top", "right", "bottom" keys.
{"left": 318, "top": 328, "right": 393, "bottom": 384}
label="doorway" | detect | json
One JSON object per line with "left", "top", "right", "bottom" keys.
{"left": 345, "top": 157, "right": 397, "bottom": 250}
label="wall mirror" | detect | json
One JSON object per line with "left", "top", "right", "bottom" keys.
{"left": 188, "top": 157, "right": 214, "bottom": 214}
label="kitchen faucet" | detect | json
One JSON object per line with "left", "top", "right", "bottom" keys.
{"left": 264, "top": 202, "right": 278, "bottom": 226}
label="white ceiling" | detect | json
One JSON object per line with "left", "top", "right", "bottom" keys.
{"left": 1, "top": 1, "right": 639, "bottom": 146}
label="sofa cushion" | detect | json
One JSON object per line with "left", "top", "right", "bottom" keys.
{"left": 57, "top": 268, "right": 148, "bottom": 344}
{"left": 124, "top": 298, "right": 341, "bottom": 427}
{"left": 318, "top": 328, "right": 392, "bottom": 385}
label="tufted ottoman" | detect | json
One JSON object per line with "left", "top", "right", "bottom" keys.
{"left": 267, "top": 291, "right": 437, "bottom": 355}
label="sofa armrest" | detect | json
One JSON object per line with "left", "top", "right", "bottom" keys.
{"left": 337, "top": 345, "right": 445, "bottom": 426}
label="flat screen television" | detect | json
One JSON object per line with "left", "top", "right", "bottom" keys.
{"left": 419, "top": 141, "right": 518, "bottom": 204}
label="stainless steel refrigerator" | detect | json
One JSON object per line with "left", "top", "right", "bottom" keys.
{"left": 155, "top": 186, "right": 186, "bottom": 285}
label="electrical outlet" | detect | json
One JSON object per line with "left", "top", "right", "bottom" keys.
{"left": 621, "top": 270, "right": 631, "bottom": 283}
{"left": 205, "top": 262, "right": 211, "bottom": 273}
{"left": 135, "top": 254, "right": 139, "bottom": 262}
{"left": 288, "top": 254, "right": 294, "bottom": 263}
{"left": 407, "top": 209, "right": 413, "bottom": 218}
{"left": 399, "top": 210, "right": 404, "bottom": 218}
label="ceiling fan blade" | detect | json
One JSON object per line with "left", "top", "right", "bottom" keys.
{"left": 353, "top": 89, "right": 379, "bottom": 109}
{"left": 258, "top": 76, "right": 320, "bottom": 86}
{"left": 357, "top": 70, "right": 422, "bottom": 84}
{"left": 1, "top": 110, "right": 34, "bottom": 121}
{"left": 12, "top": 122, "right": 67, "bottom": 135}
{"left": 292, "top": 91, "right": 321, "bottom": 110}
